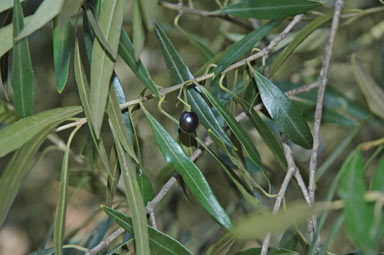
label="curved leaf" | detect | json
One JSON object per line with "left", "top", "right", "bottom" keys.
{"left": 103, "top": 206, "right": 193, "bottom": 255}
{"left": 90, "top": 0, "right": 125, "bottom": 138}
{"left": 53, "top": 19, "right": 72, "bottom": 93}
{"left": 252, "top": 71, "right": 313, "bottom": 149}
{"left": 118, "top": 29, "right": 161, "bottom": 98}
{"left": 11, "top": 0, "right": 34, "bottom": 118}
{"left": 199, "top": 86, "right": 264, "bottom": 169}
{"left": 215, "top": 0, "right": 322, "bottom": 20}
{"left": 15, "top": 0, "right": 65, "bottom": 40}
{"left": 215, "top": 20, "right": 278, "bottom": 75}
{"left": 154, "top": 23, "right": 232, "bottom": 147}
{"left": 133, "top": 0, "right": 145, "bottom": 60}
{"left": 0, "top": 106, "right": 82, "bottom": 157}
{"left": 143, "top": 107, "right": 232, "bottom": 229}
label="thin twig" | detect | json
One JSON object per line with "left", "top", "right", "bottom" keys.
{"left": 82, "top": 14, "right": 305, "bottom": 255}
{"left": 308, "top": 0, "right": 345, "bottom": 241}
{"left": 159, "top": 0, "right": 253, "bottom": 29}
{"left": 261, "top": 138, "right": 298, "bottom": 255}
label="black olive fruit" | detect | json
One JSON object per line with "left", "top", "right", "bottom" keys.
{"left": 179, "top": 111, "right": 199, "bottom": 133}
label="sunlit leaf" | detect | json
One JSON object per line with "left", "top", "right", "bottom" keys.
{"left": 352, "top": 54, "right": 384, "bottom": 119}
{"left": 0, "top": 106, "right": 82, "bottom": 157}
{"left": 118, "top": 29, "right": 161, "bottom": 98}
{"left": 252, "top": 71, "right": 313, "bottom": 149}
{"left": 11, "top": 0, "right": 34, "bottom": 118}
{"left": 0, "top": 0, "right": 24, "bottom": 13}
{"left": 215, "top": 20, "right": 278, "bottom": 75}
{"left": 53, "top": 19, "right": 72, "bottom": 93}
{"left": 215, "top": 0, "right": 322, "bottom": 20}
{"left": 143, "top": 107, "right": 232, "bottom": 229}
{"left": 90, "top": 0, "right": 125, "bottom": 138}
{"left": 103, "top": 206, "right": 193, "bottom": 255}
{"left": 54, "top": 125, "right": 81, "bottom": 255}
{"left": 0, "top": 126, "right": 54, "bottom": 229}
{"left": 15, "top": 0, "right": 65, "bottom": 40}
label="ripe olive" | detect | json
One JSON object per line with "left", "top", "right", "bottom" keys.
{"left": 179, "top": 111, "right": 199, "bottom": 133}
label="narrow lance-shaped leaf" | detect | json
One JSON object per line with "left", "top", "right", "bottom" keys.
{"left": 139, "top": 0, "right": 157, "bottom": 31}
{"left": 103, "top": 206, "right": 193, "bottom": 255}
{"left": 215, "top": 0, "right": 322, "bottom": 20}
{"left": 351, "top": 54, "right": 384, "bottom": 119}
{"left": 15, "top": 0, "right": 65, "bottom": 40}
{"left": 53, "top": 18, "right": 72, "bottom": 93}
{"left": 142, "top": 107, "right": 232, "bottom": 229}
{"left": 0, "top": 126, "right": 54, "bottom": 229}
{"left": 0, "top": 0, "right": 25, "bottom": 14}
{"left": 0, "top": 106, "right": 82, "bottom": 157}
{"left": 215, "top": 20, "right": 278, "bottom": 75}
{"left": 90, "top": 0, "right": 125, "bottom": 138}
{"left": 11, "top": 0, "right": 34, "bottom": 118}
{"left": 133, "top": 0, "right": 145, "bottom": 60}
{"left": 54, "top": 125, "right": 81, "bottom": 255}
{"left": 199, "top": 85, "right": 264, "bottom": 169}
{"left": 338, "top": 149, "right": 378, "bottom": 253}
{"left": 252, "top": 70, "right": 313, "bottom": 149}
{"left": 118, "top": 29, "right": 161, "bottom": 98}
{"left": 154, "top": 23, "right": 233, "bottom": 147}
{"left": 0, "top": 16, "right": 31, "bottom": 58}
{"left": 112, "top": 127, "right": 150, "bottom": 255}
{"left": 107, "top": 85, "right": 139, "bottom": 162}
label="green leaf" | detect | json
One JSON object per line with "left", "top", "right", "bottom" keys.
{"left": 371, "top": 157, "right": 384, "bottom": 192}
{"left": 107, "top": 86, "right": 139, "bottom": 163}
{"left": 54, "top": 126, "right": 81, "bottom": 255}
{"left": 232, "top": 202, "right": 315, "bottom": 240}
{"left": 0, "top": 101, "right": 18, "bottom": 127}
{"left": 0, "top": 106, "right": 82, "bottom": 157}
{"left": 142, "top": 107, "right": 232, "bottom": 229}
{"left": 0, "top": 126, "right": 54, "bottom": 229}
{"left": 103, "top": 206, "right": 193, "bottom": 255}
{"left": 239, "top": 100, "right": 287, "bottom": 168}
{"left": 139, "top": 0, "right": 157, "bottom": 31}
{"left": 187, "top": 87, "right": 233, "bottom": 148}
{"left": 118, "top": 29, "right": 161, "bottom": 98}
{"left": 11, "top": 0, "right": 34, "bottom": 118}
{"left": 0, "top": 0, "right": 24, "bottom": 13}
{"left": 270, "top": 12, "right": 333, "bottom": 76}
{"left": 207, "top": 233, "right": 236, "bottom": 255}
{"left": 252, "top": 71, "right": 313, "bottom": 149}
{"left": 176, "top": 26, "right": 214, "bottom": 64}
{"left": 133, "top": 0, "right": 145, "bottom": 60}
{"left": 53, "top": 19, "right": 72, "bottom": 93}
{"left": 215, "top": 0, "right": 322, "bottom": 20}
{"left": 137, "top": 167, "right": 155, "bottom": 205}
{"left": 199, "top": 85, "right": 264, "bottom": 169}
{"left": 351, "top": 54, "right": 384, "bottom": 119}
{"left": 382, "top": 32, "right": 384, "bottom": 90}
{"left": 0, "top": 16, "right": 30, "bottom": 58}
{"left": 338, "top": 149, "right": 378, "bottom": 253}
{"left": 215, "top": 20, "right": 278, "bottom": 75}
{"left": 15, "top": 0, "right": 65, "bottom": 41}
{"left": 112, "top": 128, "right": 150, "bottom": 255}
{"left": 234, "top": 247, "right": 298, "bottom": 255}
{"left": 154, "top": 23, "right": 193, "bottom": 84}
{"left": 153, "top": 23, "right": 233, "bottom": 148}
{"left": 90, "top": 0, "right": 125, "bottom": 138}
{"left": 55, "top": 0, "right": 85, "bottom": 31}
